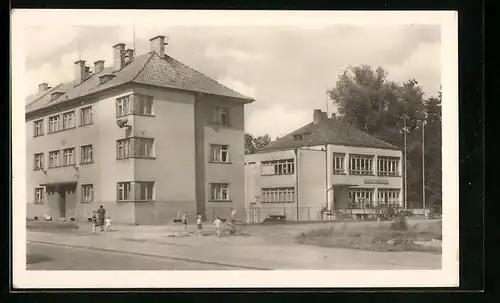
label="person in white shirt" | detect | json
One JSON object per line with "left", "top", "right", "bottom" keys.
{"left": 196, "top": 215, "right": 203, "bottom": 236}
{"left": 105, "top": 216, "right": 112, "bottom": 231}
{"left": 213, "top": 217, "right": 223, "bottom": 237}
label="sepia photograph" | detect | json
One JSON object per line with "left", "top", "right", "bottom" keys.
{"left": 12, "top": 10, "right": 459, "bottom": 288}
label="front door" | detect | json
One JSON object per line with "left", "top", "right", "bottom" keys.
{"left": 57, "top": 186, "right": 66, "bottom": 218}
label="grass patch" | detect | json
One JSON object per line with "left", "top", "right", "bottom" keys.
{"left": 295, "top": 219, "right": 442, "bottom": 253}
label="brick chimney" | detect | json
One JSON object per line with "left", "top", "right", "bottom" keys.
{"left": 74, "top": 60, "right": 86, "bottom": 85}
{"left": 150, "top": 35, "right": 166, "bottom": 57}
{"left": 125, "top": 49, "right": 135, "bottom": 63}
{"left": 113, "top": 43, "right": 126, "bottom": 71}
{"left": 331, "top": 113, "right": 337, "bottom": 120}
{"left": 94, "top": 60, "right": 105, "bottom": 73}
{"left": 313, "top": 109, "right": 325, "bottom": 124}
{"left": 38, "top": 83, "right": 49, "bottom": 93}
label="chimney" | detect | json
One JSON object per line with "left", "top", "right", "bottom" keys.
{"left": 125, "top": 49, "right": 135, "bottom": 63}
{"left": 38, "top": 83, "right": 49, "bottom": 93}
{"left": 113, "top": 43, "right": 126, "bottom": 71}
{"left": 94, "top": 60, "right": 105, "bottom": 73}
{"left": 331, "top": 113, "right": 336, "bottom": 120}
{"left": 313, "top": 109, "right": 324, "bottom": 124}
{"left": 84, "top": 66, "right": 91, "bottom": 78}
{"left": 74, "top": 60, "right": 86, "bottom": 85}
{"left": 150, "top": 35, "right": 166, "bottom": 57}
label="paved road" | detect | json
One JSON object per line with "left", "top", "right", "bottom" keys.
{"left": 27, "top": 242, "right": 238, "bottom": 270}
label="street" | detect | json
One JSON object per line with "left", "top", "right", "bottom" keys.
{"left": 27, "top": 242, "right": 238, "bottom": 270}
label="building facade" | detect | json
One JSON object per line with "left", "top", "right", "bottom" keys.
{"left": 26, "top": 35, "right": 253, "bottom": 225}
{"left": 245, "top": 110, "right": 403, "bottom": 222}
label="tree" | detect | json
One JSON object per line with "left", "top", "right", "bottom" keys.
{"left": 328, "top": 65, "right": 442, "bottom": 209}
{"left": 245, "top": 133, "right": 272, "bottom": 154}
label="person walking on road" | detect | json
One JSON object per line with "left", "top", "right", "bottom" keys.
{"left": 213, "top": 216, "right": 223, "bottom": 237}
{"left": 97, "top": 205, "right": 106, "bottom": 232}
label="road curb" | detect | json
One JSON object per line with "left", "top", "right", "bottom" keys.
{"left": 27, "top": 240, "right": 269, "bottom": 270}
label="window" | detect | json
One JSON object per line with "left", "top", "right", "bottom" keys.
{"left": 81, "top": 184, "right": 94, "bottom": 203}
{"left": 117, "top": 138, "right": 154, "bottom": 159}
{"left": 210, "top": 145, "right": 230, "bottom": 162}
{"left": 210, "top": 183, "right": 230, "bottom": 201}
{"left": 35, "top": 187, "right": 44, "bottom": 204}
{"left": 293, "top": 134, "right": 304, "bottom": 141}
{"left": 261, "top": 187, "right": 295, "bottom": 203}
{"left": 34, "top": 153, "right": 44, "bottom": 170}
{"left": 209, "top": 107, "right": 229, "bottom": 126}
{"left": 348, "top": 154, "right": 374, "bottom": 175}
{"left": 33, "top": 119, "right": 44, "bottom": 136}
{"left": 116, "top": 95, "right": 131, "bottom": 117}
{"left": 332, "top": 153, "right": 345, "bottom": 174}
{"left": 80, "top": 106, "right": 93, "bottom": 125}
{"left": 377, "top": 156, "right": 400, "bottom": 176}
{"left": 136, "top": 94, "right": 154, "bottom": 115}
{"left": 63, "top": 148, "right": 75, "bottom": 166}
{"left": 261, "top": 159, "right": 295, "bottom": 175}
{"left": 117, "top": 182, "right": 132, "bottom": 201}
{"left": 48, "top": 115, "right": 61, "bottom": 133}
{"left": 80, "top": 145, "right": 93, "bottom": 164}
{"left": 62, "top": 111, "right": 75, "bottom": 129}
{"left": 48, "top": 150, "right": 61, "bottom": 168}
{"left": 377, "top": 188, "right": 401, "bottom": 207}
{"left": 348, "top": 188, "right": 374, "bottom": 208}
{"left": 136, "top": 182, "right": 154, "bottom": 200}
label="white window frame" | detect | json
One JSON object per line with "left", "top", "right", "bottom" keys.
{"left": 80, "top": 145, "right": 93, "bottom": 164}
{"left": 63, "top": 148, "right": 76, "bottom": 166}
{"left": 62, "top": 111, "right": 75, "bottom": 129}
{"left": 261, "top": 159, "right": 295, "bottom": 176}
{"left": 116, "top": 95, "right": 131, "bottom": 117}
{"left": 332, "top": 153, "right": 345, "bottom": 174}
{"left": 34, "top": 153, "right": 44, "bottom": 170}
{"left": 33, "top": 119, "right": 44, "bottom": 136}
{"left": 136, "top": 181, "right": 155, "bottom": 201}
{"left": 80, "top": 106, "right": 93, "bottom": 126}
{"left": 117, "top": 139, "right": 131, "bottom": 159}
{"left": 377, "top": 156, "right": 400, "bottom": 176}
{"left": 136, "top": 94, "right": 154, "bottom": 115}
{"left": 261, "top": 187, "right": 295, "bottom": 203}
{"left": 81, "top": 184, "right": 94, "bottom": 203}
{"left": 117, "top": 138, "right": 154, "bottom": 159}
{"left": 348, "top": 188, "right": 374, "bottom": 208}
{"left": 48, "top": 115, "right": 61, "bottom": 133}
{"left": 377, "top": 188, "right": 402, "bottom": 207}
{"left": 348, "top": 154, "right": 374, "bottom": 176}
{"left": 210, "top": 183, "right": 230, "bottom": 201}
{"left": 210, "top": 107, "right": 229, "bottom": 127}
{"left": 35, "top": 187, "right": 44, "bottom": 204}
{"left": 210, "top": 144, "right": 230, "bottom": 162}
{"left": 48, "top": 150, "right": 61, "bottom": 168}
{"left": 117, "top": 182, "right": 132, "bottom": 201}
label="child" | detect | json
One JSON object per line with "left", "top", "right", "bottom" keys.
{"left": 105, "top": 216, "right": 112, "bottom": 231}
{"left": 196, "top": 215, "right": 203, "bottom": 236}
{"left": 91, "top": 210, "right": 97, "bottom": 235}
{"left": 213, "top": 216, "right": 223, "bottom": 237}
{"left": 181, "top": 212, "right": 188, "bottom": 234}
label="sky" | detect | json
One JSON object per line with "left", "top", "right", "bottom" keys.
{"left": 24, "top": 24, "right": 441, "bottom": 138}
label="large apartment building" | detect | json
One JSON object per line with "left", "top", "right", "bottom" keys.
{"left": 26, "top": 35, "right": 254, "bottom": 225}
{"left": 245, "top": 109, "right": 403, "bottom": 222}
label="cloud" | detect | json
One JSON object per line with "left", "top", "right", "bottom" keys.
{"left": 217, "top": 77, "right": 256, "bottom": 99}
{"left": 205, "top": 45, "right": 263, "bottom": 62}
{"left": 245, "top": 105, "right": 311, "bottom": 138}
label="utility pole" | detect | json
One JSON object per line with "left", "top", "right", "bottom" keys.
{"left": 422, "top": 114, "right": 426, "bottom": 216}
{"left": 403, "top": 117, "right": 409, "bottom": 210}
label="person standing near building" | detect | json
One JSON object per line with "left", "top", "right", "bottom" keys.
{"left": 181, "top": 212, "right": 188, "bottom": 234}
{"left": 196, "top": 215, "right": 203, "bottom": 236}
{"left": 91, "top": 210, "right": 97, "bottom": 235}
{"left": 97, "top": 205, "right": 106, "bottom": 232}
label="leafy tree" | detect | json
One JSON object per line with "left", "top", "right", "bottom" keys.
{"left": 245, "top": 133, "right": 272, "bottom": 154}
{"left": 328, "top": 65, "right": 442, "bottom": 209}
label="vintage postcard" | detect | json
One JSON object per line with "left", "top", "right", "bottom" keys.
{"left": 11, "top": 10, "right": 459, "bottom": 288}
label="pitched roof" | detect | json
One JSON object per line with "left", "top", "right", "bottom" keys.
{"left": 257, "top": 118, "right": 399, "bottom": 152}
{"left": 25, "top": 52, "right": 254, "bottom": 114}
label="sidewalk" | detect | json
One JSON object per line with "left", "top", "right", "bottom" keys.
{"left": 27, "top": 223, "right": 442, "bottom": 270}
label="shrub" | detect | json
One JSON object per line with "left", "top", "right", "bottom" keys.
{"left": 390, "top": 214, "right": 408, "bottom": 231}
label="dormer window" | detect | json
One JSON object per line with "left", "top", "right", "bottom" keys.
{"left": 99, "top": 74, "right": 116, "bottom": 85}
{"left": 50, "top": 92, "right": 64, "bottom": 101}
{"left": 293, "top": 134, "right": 304, "bottom": 141}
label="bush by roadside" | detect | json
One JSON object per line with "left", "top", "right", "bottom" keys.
{"left": 295, "top": 219, "right": 442, "bottom": 253}
{"left": 27, "top": 220, "right": 79, "bottom": 232}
